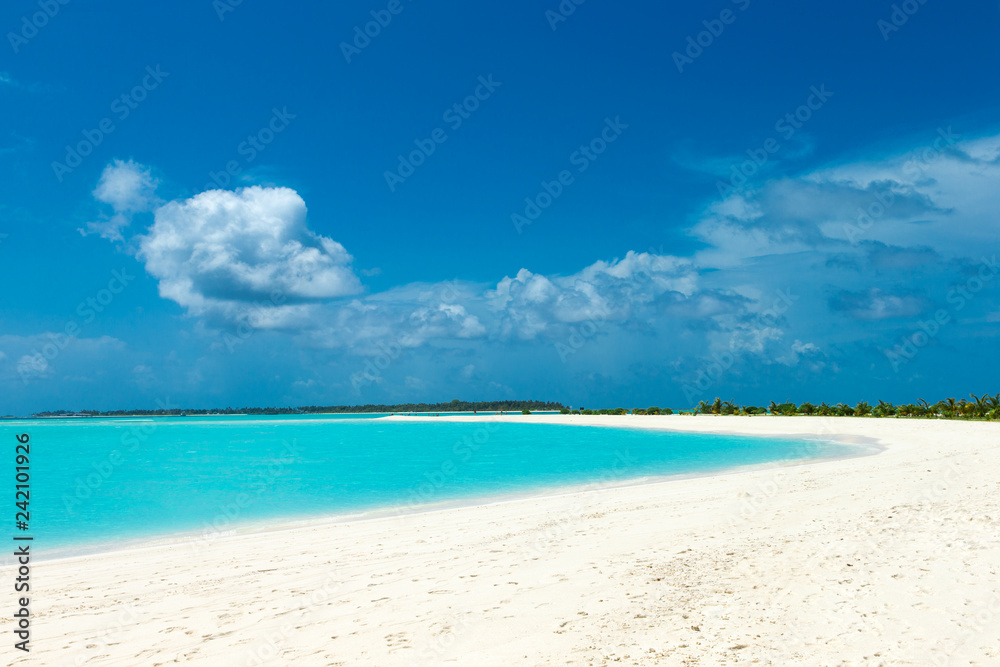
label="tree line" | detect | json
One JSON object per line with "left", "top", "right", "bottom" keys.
{"left": 29, "top": 399, "right": 566, "bottom": 418}
{"left": 687, "top": 395, "right": 1000, "bottom": 420}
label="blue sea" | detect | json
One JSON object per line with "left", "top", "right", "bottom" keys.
{"left": 5, "top": 415, "right": 861, "bottom": 555}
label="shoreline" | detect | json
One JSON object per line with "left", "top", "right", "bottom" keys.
{"left": 31, "top": 416, "right": 1000, "bottom": 665}
{"left": 2, "top": 410, "right": 568, "bottom": 421}
{"left": 31, "top": 416, "right": 877, "bottom": 563}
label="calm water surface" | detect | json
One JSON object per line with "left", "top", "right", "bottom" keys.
{"left": 3, "top": 415, "right": 859, "bottom": 552}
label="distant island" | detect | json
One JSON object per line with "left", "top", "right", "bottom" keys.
{"left": 13, "top": 394, "right": 1000, "bottom": 421}
{"left": 24, "top": 399, "right": 566, "bottom": 419}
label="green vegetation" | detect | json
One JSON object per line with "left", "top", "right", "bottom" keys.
{"left": 683, "top": 394, "right": 1000, "bottom": 420}
{"left": 30, "top": 399, "right": 565, "bottom": 418}
{"left": 548, "top": 394, "right": 999, "bottom": 420}
{"left": 27, "top": 394, "right": 1000, "bottom": 421}
{"left": 632, "top": 407, "right": 673, "bottom": 415}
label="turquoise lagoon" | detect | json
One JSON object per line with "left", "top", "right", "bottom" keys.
{"left": 6, "top": 415, "right": 862, "bottom": 554}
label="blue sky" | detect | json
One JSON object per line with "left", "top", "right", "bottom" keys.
{"left": 2, "top": 0, "right": 999, "bottom": 414}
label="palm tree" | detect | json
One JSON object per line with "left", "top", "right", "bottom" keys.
{"left": 874, "top": 400, "right": 896, "bottom": 418}
{"left": 711, "top": 397, "right": 722, "bottom": 415}
{"left": 970, "top": 394, "right": 989, "bottom": 418}
{"left": 695, "top": 400, "right": 710, "bottom": 415}
{"left": 855, "top": 401, "right": 872, "bottom": 416}
{"left": 768, "top": 401, "right": 778, "bottom": 415}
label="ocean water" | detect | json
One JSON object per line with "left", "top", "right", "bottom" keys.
{"left": 5, "top": 416, "right": 860, "bottom": 554}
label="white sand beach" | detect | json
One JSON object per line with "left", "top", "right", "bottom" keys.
{"left": 30, "top": 416, "right": 1000, "bottom": 665}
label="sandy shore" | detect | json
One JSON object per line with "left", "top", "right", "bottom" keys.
{"left": 24, "top": 415, "right": 1000, "bottom": 665}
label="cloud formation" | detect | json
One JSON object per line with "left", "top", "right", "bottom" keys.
{"left": 82, "top": 159, "right": 161, "bottom": 241}
{"left": 72, "top": 131, "right": 1000, "bottom": 408}
{"left": 137, "top": 186, "right": 362, "bottom": 322}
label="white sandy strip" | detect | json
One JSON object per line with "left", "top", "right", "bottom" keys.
{"left": 22, "top": 416, "right": 1000, "bottom": 666}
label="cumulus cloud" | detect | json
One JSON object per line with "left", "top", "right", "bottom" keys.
{"left": 137, "top": 186, "right": 361, "bottom": 323}
{"left": 489, "top": 252, "right": 697, "bottom": 340}
{"left": 776, "top": 339, "right": 823, "bottom": 367}
{"left": 82, "top": 159, "right": 161, "bottom": 241}
{"left": 76, "top": 131, "right": 1000, "bottom": 406}
{"left": 94, "top": 159, "right": 159, "bottom": 212}
{"left": 4, "top": 336, "right": 126, "bottom": 385}
{"left": 294, "top": 281, "right": 487, "bottom": 352}
{"left": 16, "top": 354, "right": 49, "bottom": 380}
{"left": 829, "top": 288, "right": 927, "bottom": 321}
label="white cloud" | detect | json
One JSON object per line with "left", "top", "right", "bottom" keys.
{"left": 791, "top": 340, "right": 819, "bottom": 354}
{"left": 16, "top": 354, "right": 49, "bottom": 380}
{"left": 828, "top": 287, "right": 926, "bottom": 321}
{"left": 82, "top": 159, "right": 161, "bottom": 241}
{"left": 78, "top": 132, "right": 1000, "bottom": 405}
{"left": 137, "top": 186, "right": 362, "bottom": 321}
{"left": 489, "top": 252, "right": 698, "bottom": 340}
{"left": 776, "top": 339, "right": 822, "bottom": 367}
{"left": 94, "top": 159, "right": 159, "bottom": 212}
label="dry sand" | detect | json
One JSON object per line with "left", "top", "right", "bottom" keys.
{"left": 23, "top": 415, "right": 1000, "bottom": 665}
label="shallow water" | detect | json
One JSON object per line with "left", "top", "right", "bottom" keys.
{"left": 5, "top": 415, "right": 860, "bottom": 551}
